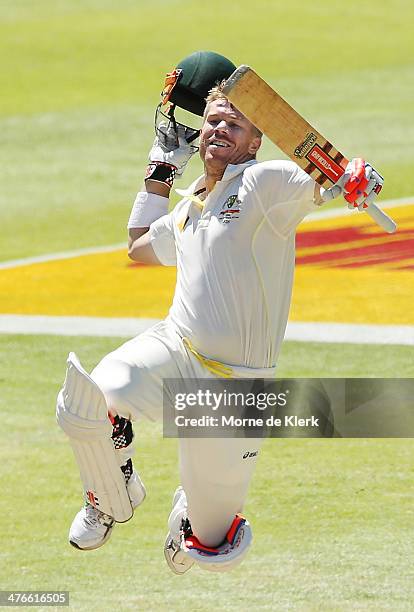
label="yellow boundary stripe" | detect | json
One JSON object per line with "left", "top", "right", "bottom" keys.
{"left": 0, "top": 199, "right": 412, "bottom": 325}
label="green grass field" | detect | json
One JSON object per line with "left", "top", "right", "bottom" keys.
{"left": 1, "top": 0, "right": 414, "bottom": 260}
{"left": 1, "top": 1, "right": 414, "bottom": 610}
{"left": 1, "top": 335, "right": 414, "bottom": 611}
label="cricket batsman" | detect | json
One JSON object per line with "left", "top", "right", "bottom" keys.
{"left": 56, "top": 51, "right": 384, "bottom": 573}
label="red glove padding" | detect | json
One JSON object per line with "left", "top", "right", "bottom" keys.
{"left": 343, "top": 158, "right": 369, "bottom": 204}
{"left": 342, "top": 158, "right": 384, "bottom": 210}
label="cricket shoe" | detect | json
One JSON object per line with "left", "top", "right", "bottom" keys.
{"left": 164, "top": 518, "right": 195, "bottom": 575}
{"left": 69, "top": 471, "right": 146, "bottom": 551}
{"left": 164, "top": 487, "right": 195, "bottom": 574}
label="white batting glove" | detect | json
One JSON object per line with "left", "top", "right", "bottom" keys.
{"left": 321, "top": 158, "right": 384, "bottom": 210}
{"left": 149, "top": 123, "right": 196, "bottom": 177}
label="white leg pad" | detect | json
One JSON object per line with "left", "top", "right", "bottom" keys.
{"left": 56, "top": 352, "right": 133, "bottom": 523}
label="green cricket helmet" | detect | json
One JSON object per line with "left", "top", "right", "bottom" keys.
{"left": 155, "top": 51, "right": 236, "bottom": 150}
{"left": 162, "top": 50, "right": 237, "bottom": 116}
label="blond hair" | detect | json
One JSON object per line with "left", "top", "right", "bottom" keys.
{"left": 204, "top": 81, "right": 262, "bottom": 137}
{"left": 205, "top": 80, "right": 229, "bottom": 107}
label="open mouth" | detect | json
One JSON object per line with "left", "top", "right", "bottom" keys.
{"left": 209, "top": 139, "right": 231, "bottom": 149}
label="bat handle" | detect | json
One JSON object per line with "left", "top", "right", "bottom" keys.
{"left": 366, "top": 203, "right": 397, "bottom": 234}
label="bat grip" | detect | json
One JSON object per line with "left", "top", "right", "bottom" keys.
{"left": 366, "top": 204, "right": 397, "bottom": 234}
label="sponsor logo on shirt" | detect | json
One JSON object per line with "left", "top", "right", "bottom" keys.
{"left": 219, "top": 195, "right": 241, "bottom": 224}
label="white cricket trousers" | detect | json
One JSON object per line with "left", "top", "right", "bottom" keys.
{"left": 91, "top": 319, "right": 273, "bottom": 547}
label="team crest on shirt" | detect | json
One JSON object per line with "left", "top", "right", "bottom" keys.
{"left": 219, "top": 195, "right": 241, "bottom": 224}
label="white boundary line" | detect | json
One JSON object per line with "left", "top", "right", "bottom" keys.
{"left": 0, "top": 243, "right": 125, "bottom": 270}
{"left": 0, "top": 197, "right": 412, "bottom": 270}
{"left": 285, "top": 321, "right": 414, "bottom": 346}
{"left": 0, "top": 315, "right": 413, "bottom": 345}
{"left": 0, "top": 315, "right": 159, "bottom": 337}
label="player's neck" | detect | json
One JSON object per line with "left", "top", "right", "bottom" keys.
{"left": 204, "top": 154, "right": 256, "bottom": 193}
{"left": 204, "top": 162, "right": 226, "bottom": 193}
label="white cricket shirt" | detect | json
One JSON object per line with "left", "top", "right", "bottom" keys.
{"left": 149, "top": 160, "right": 316, "bottom": 368}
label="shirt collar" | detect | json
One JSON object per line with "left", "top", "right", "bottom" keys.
{"left": 220, "top": 159, "right": 257, "bottom": 182}
{"left": 175, "top": 159, "right": 257, "bottom": 200}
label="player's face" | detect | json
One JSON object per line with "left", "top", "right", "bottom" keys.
{"left": 199, "top": 100, "right": 261, "bottom": 167}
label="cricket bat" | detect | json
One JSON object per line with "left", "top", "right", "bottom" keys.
{"left": 222, "top": 66, "right": 396, "bottom": 233}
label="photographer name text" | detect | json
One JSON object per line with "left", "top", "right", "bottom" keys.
{"left": 175, "top": 415, "right": 320, "bottom": 428}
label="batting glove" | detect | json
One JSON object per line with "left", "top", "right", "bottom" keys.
{"left": 321, "top": 158, "right": 384, "bottom": 210}
{"left": 149, "top": 122, "right": 197, "bottom": 178}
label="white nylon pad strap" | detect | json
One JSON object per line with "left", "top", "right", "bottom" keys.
{"left": 56, "top": 352, "right": 133, "bottom": 523}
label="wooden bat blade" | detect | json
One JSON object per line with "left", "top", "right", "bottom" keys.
{"left": 223, "top": 66, "right": 396, "bottom": 234}
{"left": 223, "top": 65, "right": 342, "bottom": 187}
